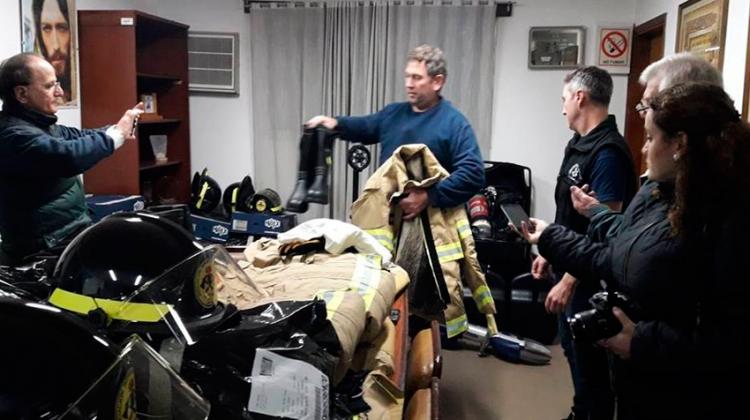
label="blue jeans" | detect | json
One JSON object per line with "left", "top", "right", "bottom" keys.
{"left": 558, "top": 277, "right": 614, "bottom": 420}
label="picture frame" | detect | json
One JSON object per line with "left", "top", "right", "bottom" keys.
{"left": 743, "top": 12, "right": 750, "bottom": 121}
{"left": 676, "top": 0, "right": 728, "bottom": 70}
{"left": 140, "top": 92, "right": 158, "bottom": 115}
{"left": 529, "top": 26, "right": 586, "bottom": 69}
{"left": 20, "top": 0, "right": 78, "bottom": 107}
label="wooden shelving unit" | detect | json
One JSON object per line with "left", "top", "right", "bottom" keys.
{"left": 79, "top": 10, "right": 191, "bottom": 204}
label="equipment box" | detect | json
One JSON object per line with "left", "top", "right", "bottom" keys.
{"left": 191, "top": 214, "right": 231, "bottom": 243}
{"left": 86, "top": 195, "right": 145, "bottom": 222}
{"left": 230, "top": 211, "right": 297, "bottom": 237}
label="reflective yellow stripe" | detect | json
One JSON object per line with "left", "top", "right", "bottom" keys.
{"left": 231, "top": 188, "right": 238, "bottom": 211}
{"left": 351, "top": 255, "right": 381, "bottom": 310}
{"left": 317, "top": 290, "right": 346, "bottom": 320}
{"left": 359, "top": 254, "right": 382, "bottom": 269}
{"left": 436, "top": 241, "right": 464, "bottom": 263}
{"left": 197, "top": 182, "right": 209, "bottom": 209}
{"left": 48, "top": 288, "right": 171, "bottom": 322}
{"left": 446, "top": 313, "right": 468, "bottom": 338}
{"left": 365, "top": 229, "right": 394, "bottom": 252}
{"left": 456, "top": 218, "right": 472, "bottom": 240}
{"left": 270, "top": 205, "right": 283, "bottom": 213}
{"left": 472, "top": 285, "right": 494, "bottom": 309}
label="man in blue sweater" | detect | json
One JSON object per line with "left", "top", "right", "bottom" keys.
{"left": 306, "top": 44, "right": 484, "bottom": 219}
{"left": 0, "top": 53, "right": 143, "bottom": 265}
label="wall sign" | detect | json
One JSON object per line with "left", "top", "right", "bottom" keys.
{"left": 598, "top": 27, "right": 632, "bottom": 68}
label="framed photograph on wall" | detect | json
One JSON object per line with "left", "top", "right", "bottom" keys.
{"left": 743, "top": 13, "right": 750, "bottom": 121}
{"left": 20, "top": 0, "right": 78, "bottom": 107}
{"left": 529, "top": 26, "right": 586, "bottom": 69}
{"left": 676, "top": 0, "right": 728, "bottom": 70}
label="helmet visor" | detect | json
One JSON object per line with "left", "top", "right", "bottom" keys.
{"left": 118, "top": 245, "right": 265, "bottom": 345}
{"left": 59, "top": 334, "right": 210, "bottom": 419}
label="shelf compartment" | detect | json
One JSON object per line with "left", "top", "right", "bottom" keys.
{"left": 137, "top": 72, "right": 182, "bottom": 83}
{"left": 138, "top": 118, "right": 181, "bottom": 126}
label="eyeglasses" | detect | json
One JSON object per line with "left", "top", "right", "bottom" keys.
{"left": 20, "top": 81, "right": 61, "bottom": 91}
{"left": 43, "top": 81, "right": 62, "bottom": 91}
{"left": 635, "top": 100, "right": 650, "bottom": 114}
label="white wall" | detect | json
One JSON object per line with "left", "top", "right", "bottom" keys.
{"left": 635, "top": 0, "right": 749, "bottom": 112}
{"left": 0, "top": 3, "right": 22, "bottom": 62}
{"left": 490, "top": 0, "right": 638, "bottom": 222}
{"left": 134, "top": 0, "right": 254, "bottom": 191}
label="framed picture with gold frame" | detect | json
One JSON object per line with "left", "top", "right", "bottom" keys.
{"left": 676, "top": 0, "right": 728, "bottom": 70}
{"left": 743, "top": 13, "right": 750, "bottom": 121}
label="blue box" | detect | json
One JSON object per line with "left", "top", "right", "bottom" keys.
{"left": 191, "top": 214, "right": 231, "bottom": 243}
{"left": 230, "top": 211, "right": 297, "bottom": 236}
{"left": 86, "top": 195, "right": 146, "bottom": 222}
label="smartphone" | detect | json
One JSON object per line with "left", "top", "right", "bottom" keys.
{"left": 130, "top": 115, "right": 140, "bottom": 136}
{"left": 501, "top": 203, "right": 532, "bottom": 232}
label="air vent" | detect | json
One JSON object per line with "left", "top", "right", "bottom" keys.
{"left": 188, "top": 32, "right": 239, "bottom": 94}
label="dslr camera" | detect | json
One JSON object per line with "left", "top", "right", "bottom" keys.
{"left": 568, "top": 291, "right": 638, "bottom": 342}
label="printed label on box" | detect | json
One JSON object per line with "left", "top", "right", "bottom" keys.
{"left": 233, "top": 219, "right": 248, "bottom": 232}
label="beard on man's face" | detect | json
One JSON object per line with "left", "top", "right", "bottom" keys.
{"left": 47, "top": 49, "right": 68, "bottom": 76}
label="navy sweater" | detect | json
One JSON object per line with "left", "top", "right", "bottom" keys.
{"left": 336, "top": 100, "right": 485, "bottom": 208}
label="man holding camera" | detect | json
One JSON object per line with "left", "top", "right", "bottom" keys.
{"left": 534, "top": 66, "right": 636, "bottom": 420}
{"left": 0, "top": 53, "right": 143, "bottom": 265}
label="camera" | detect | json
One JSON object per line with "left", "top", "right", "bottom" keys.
{"left": 568, "top": 291, "right": 638, "bottom": 342}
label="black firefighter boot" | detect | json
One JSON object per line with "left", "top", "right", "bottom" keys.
{"left": 306, "top": 126, "right": 336, "bottom": 204}
{"left": 286, "top": 127, "right": 317, "bottom": 213}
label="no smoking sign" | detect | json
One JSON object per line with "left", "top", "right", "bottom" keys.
{"left": 598, "top": 27, "right": 632, "bottom": 67}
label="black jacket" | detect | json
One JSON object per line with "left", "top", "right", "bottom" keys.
{"left": 0, "top": 103, "right": 114, "bottom": 263}
{"left": 540, "top": 180, "right": 750, "bottom": 419}
{"left": 554, "top": 115, "right": 637, "bottom": 235}
{"left": 540, "top": 181, "right": 700, "bottom": 419}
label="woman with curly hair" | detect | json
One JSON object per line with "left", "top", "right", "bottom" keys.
{"left": 522, "top": 82, "right": 750, "bottom": 419}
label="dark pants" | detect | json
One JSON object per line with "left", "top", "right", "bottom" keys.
{"left": 558, "top": 277, "right": 614, "bottom": 420}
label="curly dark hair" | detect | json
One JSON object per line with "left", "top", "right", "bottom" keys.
{"left": 649, "top": 82, "right": 750, "bottom": 241}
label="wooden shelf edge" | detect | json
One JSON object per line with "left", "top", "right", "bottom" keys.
{"left": 138, "top": 118, "right": 181, "bottom": 126}
{"left": 137, "top": 72, "right": 182, "bottom": 83}
{"left": 140, "top": 159, "right": 182, "bottom": 171}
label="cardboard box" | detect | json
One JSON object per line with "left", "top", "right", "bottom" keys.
{"left": 230, "top": 211, "right": 297, "bottom": 237}
{"left": 191, "top": 214, "right": 231, "bottom": 243}
{"left": 86, "top": 195, "right": 146, "bottom": 222}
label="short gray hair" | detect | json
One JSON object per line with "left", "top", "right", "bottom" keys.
{"left": 639, "top": 52, "right": 723, "bottom": 90}
{"left": 563, "top": 66, "right": 613, "bottom": 106}
{"left": 407, "top": 44, "right": 447, "bottom": 78}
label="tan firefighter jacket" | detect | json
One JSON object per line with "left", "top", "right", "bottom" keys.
{"left": 216, "top": 237, "right": 408, "bottom": 383}
{"left": 351, "top": 144, "right": 496, "bottom": 338}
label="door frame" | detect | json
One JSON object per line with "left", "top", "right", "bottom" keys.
{"left": 623, "top": 14, "right": 666, "bottom": 174}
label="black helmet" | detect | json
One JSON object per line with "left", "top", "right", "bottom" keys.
{"left": 48, "top": 212, "right": 230, "bottom": 343}
{"left": 0, "top": 297, "right": 210, "bottom": 419}
{"left": 190, "top": 168, "right": 222, "bottom": 215}
{"left": 247, "top": 188, "right": 283, "bottom": 214}
{"left": 222, "top": 175, "right": 255, "bottom": 215}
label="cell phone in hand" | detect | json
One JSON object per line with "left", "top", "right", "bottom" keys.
{"left": 130, "top": 115, "right": 139, "bottom": 136}
{"left": 501, "top": 203, "right": 532, "bottom": 233}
